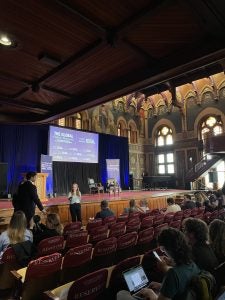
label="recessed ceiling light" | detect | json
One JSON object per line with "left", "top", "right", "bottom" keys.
{"left": 0, "top": 35, "right": 12, "bottom": 46}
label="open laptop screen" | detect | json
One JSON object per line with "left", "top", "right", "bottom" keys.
{"left": 123, "top": 265, "right": 149, "bottom": 293}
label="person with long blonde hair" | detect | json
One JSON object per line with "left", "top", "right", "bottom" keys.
{"left": 68, "top": 183, "right": 82, "bottom": 222}
{"left": 0, "top": 211, "right": 33, "bottom": 256}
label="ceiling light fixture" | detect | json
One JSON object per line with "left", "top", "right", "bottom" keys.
{"left": 0, "top": 35, "right": 12, "bottom": 46}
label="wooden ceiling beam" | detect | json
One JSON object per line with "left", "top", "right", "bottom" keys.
{"left": 54, "top": 0, "right": 106, "bottom": 36}
{"left": 0, "top": 96, "right": 50, "bottom": 114}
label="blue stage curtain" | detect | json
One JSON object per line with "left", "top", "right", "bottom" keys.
{"left": 0, "top": 125, "right": 48, "bottom": 194}
{"left": 99, "top": 134, "right": 129, "bottom": 190}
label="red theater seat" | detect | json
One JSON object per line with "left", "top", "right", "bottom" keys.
{"left": 61, "top": 244, "right": 92, "bottom": 283}
{"left": 136, "top": 227, "right": 154, "bottom": 254}
{"left": 183, "top": 209, "right": 192, "bottom": 219}
{"left": 170, "top": 220, "right": 182, "bottom": 230}
{"left": 126, "top": 218, "right": 140, "bottom": 233}
{"left": 173, "top": 211, "right": 183, "bottom": 221}
{"left": 191, "top": 207, "right": 199, "bottom": 217}
{"left": 153, "top": 214, "right": 165, "bottom": 226}
{"left": 117, "top": 214, "right": 128, "bottom": 223}
{"left": 116, "top": 232, "right": 138, "bottom": 263}
{"left": 92, "top": 237, "right": 117, "bottom": 269}
{"left": 0, "top": 247, "right": 19, "bottom": 290}
{"left": 103, "top": 215, "right": 117, "bottom": 228}
{"left": 88, "top": 225, "right": 108, "bottom": 244}
{"left": 109, "top": 222, "right": 126, "bottom": 237}
{"left": 67, "top": 268, "right": 108, "bottom": 300}
{"left": 164, "top": 213, "right": 174, "bottom": 224}
{"left": 63, "top": 222, "right": 82, "bottom": 238}
{"left": 86, "top": 218, "right": 102, "bottom": 232}
{"left": 37, "top": 236, "right": 64, "bottom": 257}
{"left": 140, "top": 216, "right": 154, "bottom": 230}
{"left": 65, "top": 230, "right": 88, "bottom": 249}
{"left": 12, "top": 253, "right": 62, "bottom": 300}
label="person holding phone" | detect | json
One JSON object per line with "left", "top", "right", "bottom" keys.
{"left": 68, "top": 183, "right": 82, "bottom": 222}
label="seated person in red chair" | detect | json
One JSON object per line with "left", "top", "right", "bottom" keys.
{"left": 32, "top": 213, "right": 63, "bottom": 246}
{"left": 95, "top": 200, "right": 115, "bottom": 219}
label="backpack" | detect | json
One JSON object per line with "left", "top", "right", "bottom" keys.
{"left": 187, "top": 270, "right": 217, "bottom": 300}
{"left": 11, "top": 240, "right": 36, "bottom": 267}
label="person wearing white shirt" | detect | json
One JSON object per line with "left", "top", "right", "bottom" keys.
{"left": 68, "top": 183, "right": 82, "bottom": 222}
{"left": 164, "top": 197, "right": 181, "bottom": 214}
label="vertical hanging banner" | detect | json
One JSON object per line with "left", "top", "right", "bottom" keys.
{"left": 40, "top": 154, "right": 53, "bottom": 197}
{"left": 106, "top": 159, "right": 120, "bottom": 185}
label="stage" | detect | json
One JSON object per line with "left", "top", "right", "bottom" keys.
{"left": 0, "top": 189, "right": 187, "bottom": 229}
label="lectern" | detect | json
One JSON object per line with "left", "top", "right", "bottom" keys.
{"left": 35, "top": 173, "right": 48, "bottom": 201}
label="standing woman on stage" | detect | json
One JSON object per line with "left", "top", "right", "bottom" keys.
{"left": 68, "top": 183, "right": 82, "bottom": 222}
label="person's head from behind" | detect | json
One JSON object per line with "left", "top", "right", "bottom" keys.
{"left": 183, "top": 217, "right": 208, "bottom": 246}
{"left": 7, "top": 211, "right": 27, "bottom": 244}
{"left": 209, "top": 219, "right": 225, "bottom": 258}
{"left": 101, "top": 200, "right": 109, "bottom": 210}
{"left": 140, "top": 199, "right": 148, "bottom": 208}
{"left": 26, "top": 171, "right": 37, "bottom": 182}
{"left": 129, "top": 199, "right": 136, "bottom": 208}
{"left": 167, "top": 197, "right": 175, "bottom": 206}
{"left": 158, "top": 228, "right": 192, "bottom": 265}
{"left": 184, "top": 194, "right": 191, "bottom": 201}
{"left": 46, "top": 213, "right": 63, "bottom": 235}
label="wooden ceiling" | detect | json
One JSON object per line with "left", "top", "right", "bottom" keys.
{"left": 0, "top": 0, "right": 225, "bottom": 123}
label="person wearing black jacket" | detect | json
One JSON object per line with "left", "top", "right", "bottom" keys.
{"left": 14, "top": 171, "right": 46, "bottom": 225}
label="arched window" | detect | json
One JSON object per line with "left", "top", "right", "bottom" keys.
{"left": 66, "top": 113, "right": 82, "bottom": 129}
{"left": 156, "top": 126, "right": 173, "bottom": 146}
{"left": 128, "top": 123, "right": 138, "bottom": 144}
{"left": 156, "top": 126, "right": 174, "bottom": 174}
{"left": 200, "top": 115, "right": 223, "bottom": 140}
{"left": 117, "top": 120, "right": 127, "bottom": 137}
{"left": 58, "top": 118, "right": 65, "bottom": 126}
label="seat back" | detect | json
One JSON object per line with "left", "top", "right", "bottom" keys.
{"left": 22, "top": 253, "right": 62, "bottom": 300}
{"left": 0, "top": 247, "right": 19, "bottom": 290}
{"left": 154, "top": 223, "right": 168, "bottom": 238}
{"left": 108, "top": 256, "right": 141, "bottom": 297}
{"left": 126, "top": 218, "right": 140, "bottom": 233}
{"left": 65, "top": 230, "right": 88, "bottom": 249}
{"left": 88, "top": 178, "right": 96, "bottom": 187}
{"left": 117, "top": 214, "right": 128, "bottom": 223}
{"left": 87, "top": 219, "right": 102, "bottom": 232}
{"left": 67, "top": 268, "right": 108, "bottom": 300}
{"left": 170, "top": 220, "right": 181, "bottom": 230}
{"left": 92, "top": 237, "right": 117, "bottom": 269}
{"left": 153, "top": 214, "right": 165, "bottom": 226}
{"left": 116, "top": 232, "right": 137, "bottom": 262}
{"left": 173, "top": 210, "right": 183, "bottom": 221}
{"left": 163, "top": 213, "right": 174, "bottom": 224}
{"left": 140, "top": 216, "right": 154, "bottom": 229}
{"left": 63, "top": 222, "right": 82, "bottom": 237}
{"left": 136, "top": 228, "right": 154, "bottom": 254}
{"left": 129, "top": 212, "right": 140, "bottom": 220}
{"left": 37, "top": 236, "right": 64, "bottom": 257}
{"left": 198, "top": 206, "right": 205, "bottom": 215}
{"left": 183, "top": 209, "right": 192, "bottom": 219}
{"left": 61, "top": 244, "right": 92, "bottom": 283}
{"left": 191, "top": 207, "right": 199, "bottom": 217}
{"left": 89, "top": 225, "right": 108, "bottom": 244}
{"left": 103, "top": 215, "right": 117, "bottom": 227}
{"left": 109, "top": 222, "right": 126, "bottom": 237}
{"left": 1, "top": 247, "right": 16, "bottom": 263}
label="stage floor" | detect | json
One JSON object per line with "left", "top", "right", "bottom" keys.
{"left": 0, "top": 189, "right": 187, "bottom": 210}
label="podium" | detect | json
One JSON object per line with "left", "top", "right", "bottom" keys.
{"left": 21, "top": 172, "right": 48, "bottom": 202}
{"left": 35, "top": 173, "right": 48, "bottom": 202}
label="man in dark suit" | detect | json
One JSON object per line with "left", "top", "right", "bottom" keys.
{"left": 15, "top": 171, "right": 46, "bottom": 225}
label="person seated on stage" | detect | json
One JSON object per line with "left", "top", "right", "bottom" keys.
{"left": 181, "top": 194, "right": 196, "bottom": 210}
{"left": 182, "top": 217, "right": 219, "bottom": 273}
{"left": 124, "top": 199, "right": 145, "bottom": 214}
{"left": 32, "top": 213, "right": 63, "bottom": 246}
{"left": 0, "top": 211, "right": 33, "bottom": 258}
{"left": 95, "top": 200, "right": 115, "bottom": 219}
{"left": 164, "top": 197, "right": 181, "bottom": 214}
{"left": 139, "top": 199, "right": 150, "bottom": 213}
{"left": 117, "top": 228, "right": 200, "bottom": 300}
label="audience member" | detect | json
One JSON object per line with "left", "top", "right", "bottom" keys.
{"left": 14, "top": 171, "right": 46, "bottom": 225}
{"left": 164, "top": 198, "right": 181, "bottom": 214}
{"left": 209, "top": 219, "right": 225, "bottom": 264}
{"left": 182, "top": 194, "right": 196, "bottom": 210}
{"left": 194, "top": 191, "right": 206, "bottom": 208}
{"left": 124, "top": 199, "right": 145, "bottom": 214}
{"left": 32, "top": 213, "right": 63, "bottom": 246}
{"left": 183, "top": 218, "right": 219, "bottom": 272}
{"left": 204, "top": 191, "right": 217, "bottom": 212}
{"left": 139, "top": 199, "right": 150, "bottom": 213}
{"left": 95, "top": 200, "right": 114, "bottom": 219}
{"left": 117, "top": 228, "right": 199, "bottom": 300}
{"left": 68, "top": 183, "right": 82, "bottom": 222}
{"left": 0, "top": 211, "right": 33, "bottom": 257}
{"left": 215, "top": 189, "right": 225, "bottom": 209}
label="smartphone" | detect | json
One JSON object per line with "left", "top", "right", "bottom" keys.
{"left": 153, "top": 251, "right": 162, "bottom": 262}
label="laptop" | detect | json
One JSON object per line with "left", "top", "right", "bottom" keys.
{"left": 123, "top": 265, "right": 150, "bottom": 299}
